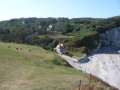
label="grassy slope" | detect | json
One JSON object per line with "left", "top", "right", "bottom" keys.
{"left": 39, "top": 35, "right": 71, "bottom": 39}
{"left": 65, "top": 29, "right": 98, "bottom": 57}
{"left": 68, "top": 29, "right": 97, "bottom": 42}
{"left": 0, "top": 42, "right": 111, "bottom": 90}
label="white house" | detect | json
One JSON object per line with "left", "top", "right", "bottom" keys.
{"left": 47, "top": 25, "right": 52, "bottom": 30}
{"left": 22, "top": 22, "right": 25, "bottom": 24}
{"left": 38, "top": 26, "right": 42, "bottom": 28}
{"left": 55, "top": 44, "right": 65, "bottom": 54}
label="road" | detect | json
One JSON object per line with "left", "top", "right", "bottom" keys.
{"left": 60, "top": 47, "right": 120, "bottom": 89}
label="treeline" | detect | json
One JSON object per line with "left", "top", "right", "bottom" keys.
{"left": 0, "top": 16, "right": 120, "bottom": 34}
{"left": 0, "top": 16, "right": 120, "bottom": 50}
{"left": 89, "top": 16, "right": 120, "bottom": 33}
{"left": 0, "top": 18, "right": 72, "bottom": 35}
{"left": 0, "top": 26, "right": 58, "bottom": 50}
{"left": 70, "top": 16, "right": 120, "bottom": 33}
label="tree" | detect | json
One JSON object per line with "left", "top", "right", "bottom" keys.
{"left": 0, "top": 28, "right": 4, "bottom": 34}
{"left": 54, "top": 22, "right": 72, "bottom": 34}
{"left": 15, "top": 26, "right": 33, "bottom": 43}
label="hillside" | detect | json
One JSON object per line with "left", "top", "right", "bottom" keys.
{"left": 0, "top": 42, "right": 114, "bottom": 90}
{"left": 0, "top": 16, "right": 120, "bottom": 57}
{"left": 60, "top": 27, "right": 120, "bottom": 89}
{"left": 0, "top": 16, "right": 120, "bottom": 89}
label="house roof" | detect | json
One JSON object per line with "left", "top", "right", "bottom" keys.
{"left": 56, "top": 44, "right": 64, "bottom": 49}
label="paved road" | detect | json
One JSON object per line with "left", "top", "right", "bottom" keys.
{"left": 60, "top": 55, "right": 82, "bottom": 70}
{"left": 60, "top": 47, "right": 120, "bottom": 89}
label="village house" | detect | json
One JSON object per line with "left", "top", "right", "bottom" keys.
{"left": 47, "top": 25, "right": 52, "bottom": 30}
{"left": 38, "top": 26, "right": 42, "bottom": 28}
{"left": 55, "top": 44, "right": 65, "bottom": 54}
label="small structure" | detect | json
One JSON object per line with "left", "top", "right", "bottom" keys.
{"left": 22, "top": 22, "right": 25, "bottom": 24}
{"left": 38, "top": 26, "right": 42, "bottom": 28}
{"left": 55, "top": 44, "right": 65, "bottom": 54}
{"left": 47, "top": 25, "right": 52, "bottom": 30}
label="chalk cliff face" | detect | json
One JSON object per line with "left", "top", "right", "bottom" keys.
{"left": 100, "top": 27, "right": 120, "bottom": 47}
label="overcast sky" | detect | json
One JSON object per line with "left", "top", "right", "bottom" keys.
{"left": 0, "top": 0, "right": 120, "bottom": 21}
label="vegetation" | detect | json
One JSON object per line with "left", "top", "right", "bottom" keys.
{"left": 0, "top": 42, "right": 117, "bottom": 90}
{"left": 0, "top": 16, "right": 119, "bottom": 89}
{"left": 0, "top": 16, "right": 120, "bottom": 56}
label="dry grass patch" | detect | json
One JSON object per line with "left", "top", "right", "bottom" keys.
{"left": 0, "top": 42, "right": 118, "bottom": 90}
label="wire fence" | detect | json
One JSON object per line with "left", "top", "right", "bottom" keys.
{"left": 63, "top": 72, "right": 119, "bottom": 90}
{"left": 76, "top": 73, "right": 118, "bottom": 90}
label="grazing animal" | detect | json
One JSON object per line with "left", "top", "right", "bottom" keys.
{"left": 20, "top": 48, "right": 22, "bottom": 50}
{"left": 8, "top": 46, "right": 10, "bottom": 48}
{"left": 29, "top": 50, "right": 31, "bottom": 52}
{"left": 16, "top": 47, "right": 18, "bottom": 50}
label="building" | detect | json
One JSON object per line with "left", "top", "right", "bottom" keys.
{"left": 47, "top": 25, "right": 52, "bottom": 30}
{"left": 55, "top": 44, "right": 65, "bottom": 54}
{"left": 38, "top": 26, "right": 42, "bottom": 28}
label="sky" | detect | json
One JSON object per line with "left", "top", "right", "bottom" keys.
{"left": 0, "top": 0, "right": 120, "bottom": 21}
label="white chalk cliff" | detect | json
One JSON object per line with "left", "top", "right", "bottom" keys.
{"left": 61, "top": 27, "right": 120, "bottom": 89}
{"left": 100, "top": 27, "right": 120, "bottom": 47}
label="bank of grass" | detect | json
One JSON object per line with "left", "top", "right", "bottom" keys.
{"left": 71, "top": 47, "right": 85, "bottom": 58}
{"left": 39, "top": 35, "right": 71, "bottom": 39}
{"left": 72, "top": 51, "right": 84, "bottom": 58}
{"left": 68, "top": 29, "right": 97, "bottom": 42}
{"left": 0, "top": 42, "right": 117, "bottom": 90}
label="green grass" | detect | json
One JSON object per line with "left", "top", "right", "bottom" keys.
{"left": 68, "top": 29, "right": 97, "bottom": 42}
{"left": 71, "top": 47, "right": 85, "bottom": 58}
{"left": 39, "top": 35, "right": 71, "bottom": 39}
{"left": 72, "top": 51, "right": 84, "bottom": 58}
{"left": 0, "top": 42, "right": 112, "bottom": 90}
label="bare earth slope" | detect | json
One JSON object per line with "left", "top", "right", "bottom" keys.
{"left": 60, "top": 47, "right": 120, "bottom": 89}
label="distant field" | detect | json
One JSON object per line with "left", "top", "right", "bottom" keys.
{"left": 68, "top": 29, "right": 97, "bottom": 41}
{"left": 0, "top": 42, "right": 111, "bottom": 90}
{"left": 39, "top": 35, "right": 72, "bottom": 39}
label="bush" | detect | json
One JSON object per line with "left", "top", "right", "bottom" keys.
{"left": 64, "top": 51, "right": 73, "bottom": 57}
{"left": 45, "top": 55, "right": 67, "bottom": 66}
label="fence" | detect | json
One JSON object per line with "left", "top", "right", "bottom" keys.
{"left": 77, "top": 72, "right": 118, "bottom": 90}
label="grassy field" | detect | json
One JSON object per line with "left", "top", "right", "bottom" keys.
{"left": 39, "top": 35, "right": 71, "bottom": 39}
{"left": 68, "top": 29, "right": 97, "bottom": 42}
{"left": 0, "top": 42, "right": 115, "bottom": 90}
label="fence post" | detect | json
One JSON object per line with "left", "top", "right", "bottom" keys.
{"left": 79, "top": 80, "right": 81, "bottom": 90}
{"left": 108, "top": 86, "right": 111, "bottom": 90}
{"left": 90, "top": 73, "right": 91, "bottom": 82}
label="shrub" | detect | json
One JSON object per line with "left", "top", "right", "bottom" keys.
{"left": 64, "top": 51, "right": 73, "bottom": 57}
{"left": 45, "top": 55, "right": 67, "bottom": 66}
